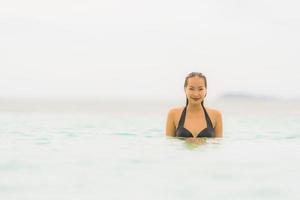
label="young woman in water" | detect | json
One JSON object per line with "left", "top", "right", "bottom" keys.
{"left": 165, "top": 72, "right": 223, "bottom": 138}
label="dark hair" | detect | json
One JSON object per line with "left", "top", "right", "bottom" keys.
{"left": 184, "top": 72, "right": 207, "bottom": 106}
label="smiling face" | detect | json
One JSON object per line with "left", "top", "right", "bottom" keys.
{"left": 184, "top": 76, "right": 207, "bottom": 105}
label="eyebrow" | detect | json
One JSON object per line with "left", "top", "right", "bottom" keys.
{"left": 189, "top": 86, "right": 204, "bottom": 88}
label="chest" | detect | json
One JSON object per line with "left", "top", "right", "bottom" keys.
{"left": 174, "top": 110, "right": 215, "bottom": 132}
{"left": 182, "top": 117, "right": 207, "bottom": 135}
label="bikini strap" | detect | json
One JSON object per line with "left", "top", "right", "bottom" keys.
{"left": 178, "top": 107, "right": 187, "bottom": 128}
{"left": 202, "top": 103, "right": 213, "bottom": 128}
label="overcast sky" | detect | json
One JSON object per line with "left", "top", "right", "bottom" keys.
{"left": 1, "top": 0, "right": 299, "bottom": 100}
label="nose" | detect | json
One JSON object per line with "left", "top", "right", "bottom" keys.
{"left": 192, "top": 91, "right": 200, "bottom": 96}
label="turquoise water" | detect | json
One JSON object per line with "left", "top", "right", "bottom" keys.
{"left": 0, "top": 100, "right": 299, "bottom": 200}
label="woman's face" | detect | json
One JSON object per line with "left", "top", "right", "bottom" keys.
{"left": 185, "top": 76, "right": 207, "bottom": 104}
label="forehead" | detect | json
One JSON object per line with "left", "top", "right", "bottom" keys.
{"left": 187, "top": 76, "right": 205, "bottom": 87}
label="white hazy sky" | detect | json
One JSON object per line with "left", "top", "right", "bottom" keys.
{"left": 1, "top": 0, "right": 299, "bottom": 100}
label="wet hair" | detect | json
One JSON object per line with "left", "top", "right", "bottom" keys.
{"left": 184, "top": 72, "right": 207, "bottom": 106}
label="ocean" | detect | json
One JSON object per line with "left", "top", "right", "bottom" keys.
{"left": 0, "top": 98, "right": 299, "bottom": 200}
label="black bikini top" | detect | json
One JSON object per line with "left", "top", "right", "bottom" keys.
{"left": 175, "top": 104, "right": 215, "bottom": 138}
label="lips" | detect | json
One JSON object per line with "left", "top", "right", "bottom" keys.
{"left": 191, "top": 98, "right": 200, "bottom": 101}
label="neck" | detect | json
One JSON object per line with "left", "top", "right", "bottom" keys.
{"left": 186, "top": 103, "right": 204, "bottom": 113}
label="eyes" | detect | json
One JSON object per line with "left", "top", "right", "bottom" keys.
{"left": 188, "top": 87, "right": 204, "bottom": 91}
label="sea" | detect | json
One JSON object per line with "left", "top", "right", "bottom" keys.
{"left": 0, "top": 98, "right": 299, "bottom": 200}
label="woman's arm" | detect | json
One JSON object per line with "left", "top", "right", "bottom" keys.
{"left": 165, "top": 109, "right": 176, "bottom": 137}
{"left": 214, "top": 110, "right": 223, "bottom": 137}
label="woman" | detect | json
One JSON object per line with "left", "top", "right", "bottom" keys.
{"left": 165, "top": 72, "right": 223, "bottom": 138}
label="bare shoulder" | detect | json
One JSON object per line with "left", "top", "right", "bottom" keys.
{"left": 167, "top": 106, "right": 185, "bottom": 116}
{"left": 205, "top": 107, "right": 222, "bottom": 127}
{"left": 206, "top": 107, "right": 223, "bottom": 136}
{"left": 167, "top": 106, "right": 185, "bottom": 128}
{"left": 206, "top": 107, "right": 222, "bottom": 116}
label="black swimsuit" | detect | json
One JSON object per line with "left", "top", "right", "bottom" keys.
{"left": 175, "top": 104, "right": 215, "bottom": 138}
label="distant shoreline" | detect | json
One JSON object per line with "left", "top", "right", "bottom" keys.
{"left": 0, "top": 95, "right": 299, "bottom": 113}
